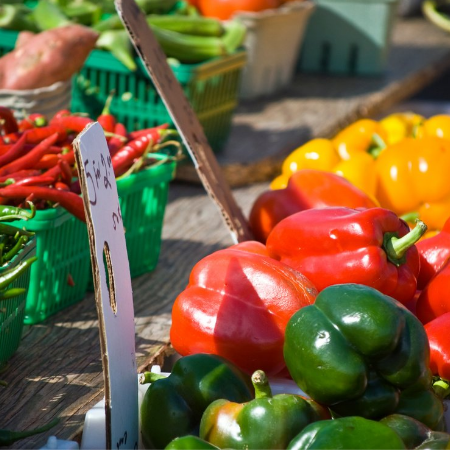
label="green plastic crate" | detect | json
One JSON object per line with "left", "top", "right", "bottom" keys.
{"left": 297, "top": 0, "right": 399, "bottom": 75}
{"left": 88, "top": 154, "right": 176, "bottom": 290}
{"left": 71, "top": 49, "right": 246, "bottom": 152}
{"left": 10, "top": 208, "right": 91, "bottom": 325}
{"left": 0, "top": 238, "right": 36, "bottom": 368}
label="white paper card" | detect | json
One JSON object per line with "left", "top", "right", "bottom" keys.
{"left": 74, "top": 123, "right": 138, "bottom": 450}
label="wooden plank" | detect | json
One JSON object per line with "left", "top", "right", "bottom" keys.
{"left": 176, "top": 17, "right": 450, "bottom": 187}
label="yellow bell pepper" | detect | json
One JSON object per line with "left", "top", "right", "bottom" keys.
{"left": 270, "top": 138, "right": 340, "bottom": 190}
{"left": 332, "top": 119, "right": 388, "bottom": 160}
{"left": 333, "top": 152, "right": 377, "bottom": 197}
{"left": 375, "top": 136, "right": 450, "bottom": 231}
{"left": 379, "top": 112, "right": 424, "bottom": 145}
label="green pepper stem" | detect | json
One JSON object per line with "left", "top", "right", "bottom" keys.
{"left": 385, "top": 220, "right": 427, "bottom": 264}
{"left": 433, "top": 379, "right": 450, "bottom": 399}
{"left": 251, "top": 370, "right": 272, "bottom": 399}
{"left": 400, "top": 211, "right": 420, "bottom": 223}
{"left": 139, "top": 371, "right": 167, "bottom": 385}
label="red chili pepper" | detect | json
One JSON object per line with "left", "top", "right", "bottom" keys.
{"left": 50, "top": 115, "right": 93, "bottom": 133}
{"left": 111, "top": 127, "right": 166, "bottom": 176}
{"left": 0, "top": 185, "right": 85, "bottom": 222}
{"left": 15, "top": 176, "right": 56, "bottom": 187}
{"left": 97, "top": 92, "right": 116, "bottom": 134}
{"left": 55, "top": 182, "right": 70, "bottom": 191}
{"left": 70, "top": 179, "right": 81, "bottom": 195}
{"left": 424, "top": 312, "right": 450, "bottom": 381}
{"left": 51, "top": 109, "right": 71, "bottom": 120}
{"left": 35, "top": 154, "right": 60, "bottom": 170}
{"left": 18, "top": 113, "right": 47, "bottom": 132}
{"left": 416, "top": 217, "right": 450, "bottom": 290}
{"left": 416, "top": 258, "right": 450, "bottom": 324}
{"left": 266, "top": 207, "right": 427, "bottom": 304}
{"left": 0, "top": 134, "right": 28, "bottom": 168}
{"left": 108, "top": 122, "right": 127, "bottom": 157}
{"left": 127, "top": 123, "right": 169, "bottom": 140}
{"left": 0, "top": 133, "right": 60, "bottom": 177}
{"left": 0, "top": 170, "right": 41, "bottom": 183}
{"left": 58, "top": 159, "right": 73, "bottom": 185}
{"left": 0, "top": 107, "right": 19, "bottom": 135}
{"left": 24, "top": 125, "right": 67, "bottom": 144}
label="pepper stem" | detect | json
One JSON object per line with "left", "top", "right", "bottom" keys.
{"left": 433, "top": 379, "right": 450, "bottom": 399}
{"left": 384, "top": 220, "right": 427, "bottom": 266}
{"left": 138, "top": 371, "right": 167, "bottom": 385}
{"left": 251, "top": 370, "right": 272, "bottom": 399}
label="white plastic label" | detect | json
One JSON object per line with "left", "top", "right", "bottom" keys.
{"left": 73, "top": 123, "right": 138, "bottom": 450}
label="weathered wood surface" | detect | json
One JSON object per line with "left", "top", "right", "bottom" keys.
{"left": 2, "top": 15, "right": 450, "bottom": 450}
{"left": 177, "top": 17, "right": 450, "bottom": 187}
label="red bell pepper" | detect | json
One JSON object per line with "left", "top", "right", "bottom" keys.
{"left": 416, "top": 258, "right": 450, "bottom": 324}
{"left": 425, "top": 312, "right": 450, "bottom": 382}
{"left": 266, "top": 207, "right": 427, "bottom": 304}
{"left": 170, "top": 241, "right": 318, "bottom": 376}
{"left": 416, "top": 217, "right": 450, "bottom": 290}
{"left": 248, "top": 169, "right": 379, "bottom": 243}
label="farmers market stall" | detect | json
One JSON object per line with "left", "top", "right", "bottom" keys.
{"left": 2, "top": 0, "right": 450, "bottom": 448}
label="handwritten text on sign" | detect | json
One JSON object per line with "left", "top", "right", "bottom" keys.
{"left": 74, "top": 122, "right": 138, "bottom": 450}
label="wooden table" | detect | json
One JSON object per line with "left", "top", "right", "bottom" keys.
{"left": 2, "top": 16, "right": 450, "bottom": 449}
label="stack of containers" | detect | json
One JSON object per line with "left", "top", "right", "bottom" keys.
{"left": 297, "top": 0, "right": 400, "bottom": 75}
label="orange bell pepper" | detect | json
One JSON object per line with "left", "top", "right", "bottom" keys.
{"left": 423, "top": 114, "right": 450, "bottom": 139}
{"left": 249, "top": 169, "right": 378, "bottom": 243}
{"left": 332, "top": 119, "right": 388, "bottom": 160}
{"left": 375, "top": 136, "right": 450, "bottom": 230}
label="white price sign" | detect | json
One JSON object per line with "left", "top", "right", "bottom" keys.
{"left": 74, "top": 122, "right": 139, "bottom": 450}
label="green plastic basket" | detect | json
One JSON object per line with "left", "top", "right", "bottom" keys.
{"left": 71, "top": 49, "right": 247, "bottom": 152}
{"left": 10, "top": 208, "right": 91, "bottom": 325}
{"left": 297, "top": 0, "right": 399, "bottom": 75}
{"left": 88, "top": 154, "right": 176, "bottom": 290}
{"left": 0, "top": 237, "right": 36, "bottom": 368}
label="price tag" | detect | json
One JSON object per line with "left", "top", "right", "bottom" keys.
{"left": 73, "top": 123, "right": 138, "bottom": 450}
{"left": 114, "top": 0, "right": 253, "bottom": 244}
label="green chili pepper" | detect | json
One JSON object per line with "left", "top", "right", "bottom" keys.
{"left": 2, "top": 235, "right": 28, "bottom": 263}
{"left": 0, "top": 417, "right": 59, "bottom": 447}
{"left": 0, "top": 256, "right": 37, "bottom": 291}
{"left": 0, "top": 202, "right": 36, "bottom": 222}
{"left": 0, "top": 223, "right": 34, "bottom": 238}
{"left": 0, "top": 287, "right": 26, "bottom": 301}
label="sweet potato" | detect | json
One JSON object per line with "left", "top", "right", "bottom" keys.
{"left": 0, "top": 24, "right": 99, "bottom": 90}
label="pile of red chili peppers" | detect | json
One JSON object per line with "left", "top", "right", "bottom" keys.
{"left": 0, "top": 105, "right": 173, "bottom": 223}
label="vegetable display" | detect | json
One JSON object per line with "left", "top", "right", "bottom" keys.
{"left": 266, "top": 207, "right": 426, "bottom": 303}
{"left": 283, "top": 284, "right": 445, "bottom": 430}
{"left": 170, "top": 241, "right": 317, "bottom": 376}
{"left": 0, "top": 106, "right": 176, "bottom": 221}
{"left": 199, "top": 370, "right": 330, "bottom": 449}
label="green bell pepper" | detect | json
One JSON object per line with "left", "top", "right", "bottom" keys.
{"left": 165, "top": 435, "right": 219, "bottom": 450}
{"left": 139, "top": 353, "right": 253, "bottom": 449}
{"left": 199, "top": 370, "right": 330, "bottom": 450}
{"left": 283, "top": 284, "right": 445, "bottom": 429}
{"left": 380, "top": 414, "right": 450, "bottom": 449}
{"left": 287, "top": 416, "right": 406, "bottom": 449}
